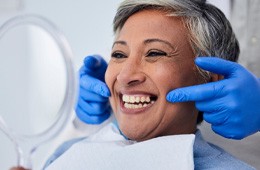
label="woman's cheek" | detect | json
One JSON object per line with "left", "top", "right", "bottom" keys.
{"left": 105, "top": 64, "right": 118, "bottom": 111}
{"left": 151, "top": 64, "right": 182, "bottom": 90}
{"left": 105, "top": 65, "right": 113, "bottom": 89}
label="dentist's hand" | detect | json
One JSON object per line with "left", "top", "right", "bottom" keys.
{"left": 75, "top": 55, "right": 111, "bottom": 124}
{"left": 167, "top": 57, "right": 260, "bottom": 139}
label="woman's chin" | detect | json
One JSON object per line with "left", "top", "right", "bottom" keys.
{"left": 121, "top": 128, "right": 153, "bottom": 142}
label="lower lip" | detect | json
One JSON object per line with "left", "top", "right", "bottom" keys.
{"left": 120, "top": 100, "right": 155, "bottom": 114}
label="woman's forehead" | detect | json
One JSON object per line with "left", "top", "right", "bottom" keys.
{"left": 114, "top": 10, "right": 189, "bottom": 48}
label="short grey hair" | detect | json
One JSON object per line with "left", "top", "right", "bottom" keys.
{"left": 113, "top": 0, "right": 240, "bottom": 80}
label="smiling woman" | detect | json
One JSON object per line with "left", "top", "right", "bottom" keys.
{"left": 40, "top": 0, "right": 255, "bottom": 169}
{"left": 105, "top": 0, "right": 240, "bottom": 143}
{"left": 106, "top": 10, "right": 200, "bottom": 141}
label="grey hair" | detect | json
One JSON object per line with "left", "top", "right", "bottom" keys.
{"left": 113, "top": 0, "right": 240, "bottom": 81}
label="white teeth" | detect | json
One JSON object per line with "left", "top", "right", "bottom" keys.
{"left": 122, "top": 94, "right": 156, "bottom": 109}
{"left": 122, "top": 94, "right": 154, "bottom": 103}
{"left": 130, "top": 96, "right": 135, "bottom": 103}
{"left": 136, "top": 97, "right": 140, "bottom": 103}
{"left": 123, "top": 95, "right": 129, "bottom": 102}
{"left": 124, "top": 102, "right": 151, "bottom": 109}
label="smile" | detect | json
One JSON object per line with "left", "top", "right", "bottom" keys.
{"left": 122, "top": 94, "right": 157, "bottom": 109}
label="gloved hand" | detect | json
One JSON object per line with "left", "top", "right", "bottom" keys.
{"left": 167, "top": 57, "right": 260, "bottom": 139}
{"left": 75, "top": 55, "right": 111, "bottom": 124}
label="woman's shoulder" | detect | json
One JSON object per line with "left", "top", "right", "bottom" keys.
{"left": 194, "top": 130, "right": 255, "bottom": 170}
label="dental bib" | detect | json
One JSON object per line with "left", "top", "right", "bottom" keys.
{"left": 46, "top": 123, "right": 195, "bottom": 170}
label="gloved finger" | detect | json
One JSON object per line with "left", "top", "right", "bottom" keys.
{"left": 166, "top": 81, "right": 226, "bottom": 103}
{"left": 211, "top": 124, "right": 244, "bottom": 140}
{"left": 80, "top": 55, "right": 108, "bottom": 81}
{"left": 195, "top": 57, "right": 241, "bottom": 78}
{"left": 75, "top": 106, "right": 110, "bottom": 124}
{"left": 195, "top": 97, "right": 226, "bottom": 112}
{"left": 79, "top": 87, "right": 108, "bottom": 102}
{"left": 78, "top": 97, "right": 110, "bottom": 115}
{"left": 80, "top": 75, "right": 110, "bottom": 97}
{"left": 203, "top": 110, "right": 228, "bottom": 126}
{"left": 84, "top": 55, "right": 107, "bottom": 72}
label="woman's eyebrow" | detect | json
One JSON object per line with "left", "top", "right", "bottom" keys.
{"left": 112, "top": 39, "right": 175, "bottom": 50}
{"left": 112, "top": 40, "right": 127, "bottom": 48}
{"left": 144, "top": 38, "right": 175, "bottom": 50}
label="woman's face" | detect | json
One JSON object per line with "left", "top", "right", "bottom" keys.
{"left": 105, "top": 10, "right": 201, "bottom": 141}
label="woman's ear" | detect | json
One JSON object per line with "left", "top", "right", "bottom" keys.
{"left": 211, "top": 73, "right": 223, "bottom": 82}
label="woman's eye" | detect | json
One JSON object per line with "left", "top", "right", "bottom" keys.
{"left": 146, "top": 50, "right": 167, "bottom": 57}
{"left": 111, "top": 52, "right": 127, "bottom": 59}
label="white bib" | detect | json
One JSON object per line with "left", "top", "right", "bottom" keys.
{"left": 47, "top": 123, "right": 195, "bottom": 170}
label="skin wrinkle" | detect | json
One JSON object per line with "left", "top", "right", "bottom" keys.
{"left": 106, "top": 10, "right": 201, "bottom": 141}
{"left": 112, "top": 38, "right": 180, "bottom": 63}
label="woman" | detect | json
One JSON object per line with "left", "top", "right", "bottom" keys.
{"left": 43, "top": 0, "right": 255, "bottom": 169}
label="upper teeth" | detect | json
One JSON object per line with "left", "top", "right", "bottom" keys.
{"left": 122, "top": 95, "right": 151, "bottom": 103}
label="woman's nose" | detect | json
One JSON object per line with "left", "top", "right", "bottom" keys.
{"left": 116, "top": 59, "right": 146, "bottom": 86}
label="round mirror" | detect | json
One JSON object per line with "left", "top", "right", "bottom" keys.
{"left": 0, "top": 24, "right": 67, "bottom": 136}
{"left": 0, "top": 15, "right": 76, "bottom": 168}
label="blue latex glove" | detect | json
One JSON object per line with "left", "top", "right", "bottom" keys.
{"left": 75, "top": 55, "right": 111, "bottom": 124}
{"left": 167, "top": 57, "right": 260, "bottom": 139}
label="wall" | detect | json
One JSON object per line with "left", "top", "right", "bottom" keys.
{"left": 2, "top": 0, "right": 258, "bottom": 169}
{"left": 0, "top": 1, "right": 122, "bottom": 169}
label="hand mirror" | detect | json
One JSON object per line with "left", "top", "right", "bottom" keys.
{"left": 0, "top": 15, "right": 76, "bottom": 169}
